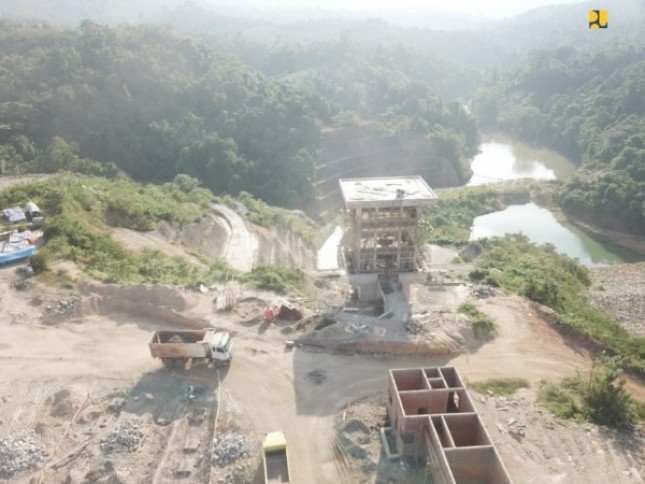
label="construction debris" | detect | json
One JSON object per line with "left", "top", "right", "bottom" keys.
{"left": 277, "top": 301, "right": 303, "bottom": 321}
{"left": 212, "top": 433, "right": 251, "bottom": 467}
{"left": 100, "top": 419, "right": 144, "bottom": 454}
{"left": 0, "top": 429, "right": 48, "bottom": 478}
{"left": 42, "top": 297, "right": 81, "bottom": 324}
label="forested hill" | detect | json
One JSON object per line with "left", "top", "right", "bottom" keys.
{"left": 0, "top": 21, "right": 332, "bottom": 209}
{"left": 474, "top": 43, "right": 645, "bottom": 234}
{"left": 0, "top": 21, "right": 478, "bottom": 210}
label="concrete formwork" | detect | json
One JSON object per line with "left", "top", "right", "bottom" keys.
{"left": 385, "top": 367, "right": 513, "bottom": 484}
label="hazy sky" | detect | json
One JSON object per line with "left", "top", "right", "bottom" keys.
{"left": 243, "top": 0, "right": 584, "bottom": 18}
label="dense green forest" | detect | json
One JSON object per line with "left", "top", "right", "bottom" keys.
{"left": 0, "top": 20, "right": 477, "bottom": 210}
{"left": 0, "top": 21, "right": 335, "bottom": 208}
{"left": 474, "top": 43, "right": 645, "bottom": 234}
{"left": 1, "top": 2, "right": 644, "bottom": 232}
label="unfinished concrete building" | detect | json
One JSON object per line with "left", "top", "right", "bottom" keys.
{"left": 339, "top": 176, "right": 437, "bottom": 273}
{"left": 384, "top": 367, "right": 513, "bottom": 484}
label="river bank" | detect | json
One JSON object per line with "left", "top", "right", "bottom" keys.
{"left": 567, "top": 218, "right": 645, "bottom": 256}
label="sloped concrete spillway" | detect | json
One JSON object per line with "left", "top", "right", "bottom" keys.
{"left": 212, "top": 204, "right": 258, "bottom": 272}
{"left": 317, "top": 226, "right": 344, "bottom": 271}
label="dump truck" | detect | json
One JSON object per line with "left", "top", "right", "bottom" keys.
{"left": 149, "top": 329, "right": 233, "bottom": 369}
{"left": 262, "top": 431, "right": 291, "bottom": 484}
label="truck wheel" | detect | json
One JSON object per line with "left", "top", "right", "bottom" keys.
{"left": 162, "top": 358, "right": 176, "bottom": 369}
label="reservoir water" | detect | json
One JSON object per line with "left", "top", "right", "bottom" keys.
{"left": 466, "top": 138, "right": 640, "bottom": 265}
{"left": 468, "top": 137, "right": 576, "bottom": 186}
{"left": 470, "top": 203, "right": 640, "bottom": 267}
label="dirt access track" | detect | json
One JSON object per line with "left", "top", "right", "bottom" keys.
{"left": 1, "top": 261, "right": 643, "bottom": 484}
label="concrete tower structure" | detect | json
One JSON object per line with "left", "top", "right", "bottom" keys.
{"left": 339, "top": 176, "right": 438, "bottom": 273}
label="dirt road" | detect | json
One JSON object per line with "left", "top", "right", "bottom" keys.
{"left": 454, "top": 296, "right": 591, "bottom": 382}
{"left": 0, "top": 174, "right": 53, "bottom": 192}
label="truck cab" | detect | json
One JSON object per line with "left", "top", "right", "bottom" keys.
{"left": 206, "top": 329, "right": 233, "bottom": 362}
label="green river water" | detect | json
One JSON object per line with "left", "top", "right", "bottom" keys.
{"left": 468, "top": 137, "right": 641, "bottom": 266}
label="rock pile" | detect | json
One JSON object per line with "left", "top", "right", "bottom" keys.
{"left": 212, "top": 433, "right": 250, "bottom": 467}
{"left": 471, "top": 284, "right": 498, "bottom": 299}
{"left": 42, "top": 297, "right": 81, "bottom": 324}
{"left": 100, "top": 419, "right": 144, "bottom": 454}
{"left": 0, "top": 430, "right": 48, "bottom": 478}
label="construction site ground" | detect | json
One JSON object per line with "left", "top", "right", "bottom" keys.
{"left": 0, "top": 171, "right": 642, "bottom": 484}
{"left": 2, "top": 258, "right": 645, "bottom": 484}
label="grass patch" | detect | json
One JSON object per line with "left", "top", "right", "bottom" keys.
{"left": 471, "top": 234, "right": 645, "bottom": 375}
{"left": 538, "top": 379, "right": 582, "bottom": 421}
{"left": 0, "top": 175, "right": 307, "bottom": 290}
{"left": 222, "top": 191, "right": 320, "bottom": 247}
{"left": 469, "top": 378, "right": 529, "bottom": 396}
{"left": 458, "top": 303, "right": 496, "bottom": 340}
{"left": 537, "top": 357, "right": 645, "bottom": 428}
{"left": 241, "top": 265, "right": 304, "bottom": 294}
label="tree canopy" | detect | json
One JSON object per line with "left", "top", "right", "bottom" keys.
{"left": 0, "top": 21, "right": 335, "bottom": 208}
{"left": 0, "top": 20, "right": 479, "bottom": 210}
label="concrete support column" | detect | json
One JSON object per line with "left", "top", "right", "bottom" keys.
{"left": 372, "top": 206, "right": 378, "bottom": 272}
{"left": 355, "top": 208, "right": 362, "bottom": 271}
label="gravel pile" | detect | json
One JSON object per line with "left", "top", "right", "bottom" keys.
{"left": 0, "top": 430, "right": 48, "bottom": 478}
{"left": 588, "top": 262, "right": 645, "bottom": 337}
{"left": 100, "top": 419, "right": 144, "bottom": 454}
{"left": 212, "top": 433, "right": 251, "bottom": 467}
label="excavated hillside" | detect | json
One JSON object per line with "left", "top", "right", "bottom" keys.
{"left": 315, "top": 126, "right": 469, "bottom": 213}
{"left": 112, "top": 205, "right": 317, "bottom": 272}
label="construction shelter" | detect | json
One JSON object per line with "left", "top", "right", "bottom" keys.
{"left": 384, "top": 367, "right": 513, "bottom": 484}
{"left": 339, "top": 176, "right": 437, "bottom": 274}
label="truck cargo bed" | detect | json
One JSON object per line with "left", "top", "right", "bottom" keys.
{"left": 152, "top": 330, "right": 206, "bottom": 343}
{"left": 265, "top": 450, "right": 290, "bottom": 483}
{"left": 149, "top": 330, "right": 209, "bottom": 359}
